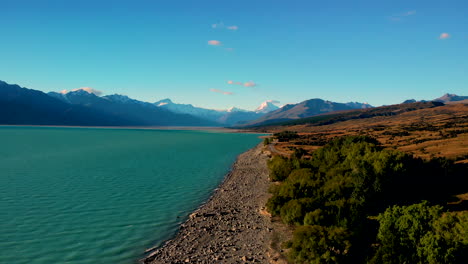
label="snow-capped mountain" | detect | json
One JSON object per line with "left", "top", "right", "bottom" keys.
{"left": 103, "top": 94, "right": 157, "bottom": 109}
{"left": 4, "top": 78, "right": 466, "bottom": 128}
{"left": 255, "top": 100, "right": 280, "bottom": 113}
{"left": 241, "top": 98, "right": 374, "bottom": 127}
{"left": 46, "top": 88, "right": 217, "bottom": 126}
{"left": 227, "top": 106, "right": 248, "bottom": 113}
{"left": 155, "top": 99, "right": 280, "bottom": 125}
{"left": 155, "top": 98, "right": 174, "bottom": 107}
{"left": 155, "top": 98, "right": 226, "bottom": 120}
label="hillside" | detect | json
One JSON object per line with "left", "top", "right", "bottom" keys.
{"left": 255, "top": 101, "right": 468, "bottom": 162}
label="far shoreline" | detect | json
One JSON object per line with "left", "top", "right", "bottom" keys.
{"left": 0, "top": 124, "right": 268, "bottom": 134}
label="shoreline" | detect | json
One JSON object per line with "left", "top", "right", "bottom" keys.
{"left": 0, "top": 125, "right": 265, "bottom": 134}
{"left": 142, "top": 143, "right": 274, "bottom": 264}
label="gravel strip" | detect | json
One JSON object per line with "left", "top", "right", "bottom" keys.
{"left": 142, "top": 143, "right": 272, "bottom": 264}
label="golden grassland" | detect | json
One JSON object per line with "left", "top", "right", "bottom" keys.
{"left": 264, "top": 103, "right": 468, "bottom": 163}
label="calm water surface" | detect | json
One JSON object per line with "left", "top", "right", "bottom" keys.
{"left": 0, "top": 126, "right": 261, "bottom": 264}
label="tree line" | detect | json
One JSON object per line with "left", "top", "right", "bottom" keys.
{"left": 266, "top": 135, "right": 468, "bottom": 263}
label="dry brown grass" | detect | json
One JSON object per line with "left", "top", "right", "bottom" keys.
{"left": 263, "top": 103, "right": 468, "bottom": 162}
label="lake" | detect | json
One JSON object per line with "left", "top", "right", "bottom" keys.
{"left": 0, "top": 126, "right": 261, "bottom": 264}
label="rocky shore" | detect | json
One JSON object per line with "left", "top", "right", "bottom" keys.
{"left": 143, "top": 143, "right": 274, "bottom": 264}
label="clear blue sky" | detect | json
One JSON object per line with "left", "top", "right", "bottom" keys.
{"left": 1, "top": 0, "right": 467, "bottom": 110}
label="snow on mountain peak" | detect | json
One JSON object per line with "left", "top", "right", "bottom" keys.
{"left": 155, "top": 98, "right": 174, "bottom": 106}
{"left": 60, "top": 87, "right": 103, "bottom": 96}
{"left": 255, "top": 100, "right": 280, "bottom": 113}
{"left": 227, "top": 106, "right": 241, "bottom": 112}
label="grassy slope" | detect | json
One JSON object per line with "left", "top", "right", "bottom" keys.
{"left": 255, "top": 102, "right": 468, "bottom": 163}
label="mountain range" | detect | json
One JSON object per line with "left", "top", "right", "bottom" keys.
{"left": 0, "top": 80, "right": 214, "bottom": 126}
{"left": 402, "top": 94, "right": 468, "bottom": 104}
{"left": 0, "top": 80, "right": 280, "bottom": 126}
{"left": 238, "top": 99, "right": 372, "bottom": 127}
{"left": 1, "top": 80, "right": 465, "bottom": 127}
{"left": 154, "top": 98, "right": 280, "bottom": 125}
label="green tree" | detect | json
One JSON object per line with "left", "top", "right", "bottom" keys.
{"left": 287, "top": 225, "right": 351, "bottom": 264}
{"left": 267, "top": 156, "right": 294, "bottom": 181}
{"left": 371, "top": 202, "right": 468, "bottom": 264}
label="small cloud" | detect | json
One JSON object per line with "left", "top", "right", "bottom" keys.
{"left": 227, "top": 80, "right": 257, "bottom": 87}
{"left": 227, "top": 80, "right": 243, "bottom": 85}
{"left": 439, "top": 33, "right": 450, "bottom": 39}
{"left": 210, "top": 88, "right": 233, "bottom": 95}
{"left": 212, "top": 22, "right": 238, "bottom": 31}
{"left": 389, "top": 10, "right": 416, "bottom": 21}
{"left": 243, "top": 81, "right": 257, "bottom": 87}
{"left": 267, "top": 100, "right": 281, "bottom": 104}
{"left": 225, "top": 48, "right": 234, "bottom": 52}
{"left": 212, "top": 22, "right": 224, "bottom": 29}
{"left": 208, "top": 40, "right": 222, "bottom": 46}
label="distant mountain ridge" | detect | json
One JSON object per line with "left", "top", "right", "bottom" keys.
{"left": 240, "top": 98, "right": 372, "bottom": 127}
{"left": 154, "top": 98, "right": 279, "bottom": 125}
{"left": 402, "top": 93, "right": 468, "bottom": 104}
{"left": 50, "top": 90, "right": 217, "bottom": 126}
{"left": 2, "top": 79, "right": 466, "bottom": 127}
{"left": 0, "top": 81, "right": 129, "bottom": 126}
{"left": 0, "top": 81, "right": 216, "bottom": 126}
{"left": 0, "top": 80, "right": 278, "bottom": 126}
{"left": 433, "top": 93, "right": 468, "bottom": 103}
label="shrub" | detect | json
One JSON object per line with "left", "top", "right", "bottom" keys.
{"left": 304, "top": 209, "right": 328, "bottom": 226}
{"left": 267, "top": 156, "right": 293, "bottom": 181}
{"left": 287, "top": 225, "right": 351, "bottom": 264}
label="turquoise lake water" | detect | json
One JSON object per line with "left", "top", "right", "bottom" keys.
{"left": 0, "top": 126, "right": 262, "bottom": 264}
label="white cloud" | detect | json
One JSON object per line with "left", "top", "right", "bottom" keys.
{"left": 210, "top": 88, "right": 233, "bottom": 95}
{"left": 439, "top": 33, "right": 450, "bottom": 39}
{"left": 208, "top": 40, "right": 222, "bottom": 46}
{"left": 227, "top": 80, "right": 258, "bottom": 87}
{"left": 227, "top": 80, "right": 243, "bottom": 85}
{"left": 243, "top": 81, "right": 257, "bottom": 87}
{"left": 227, "top": 25, "right": 238, "bottom": 31}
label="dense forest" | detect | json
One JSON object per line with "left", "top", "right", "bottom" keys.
{"left": 266, "top": 135, "right": 468, "bottom": 263}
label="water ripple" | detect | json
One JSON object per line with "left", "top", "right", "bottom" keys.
{"left": 0, "top": 127, "right": 261, "bottom": 264}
